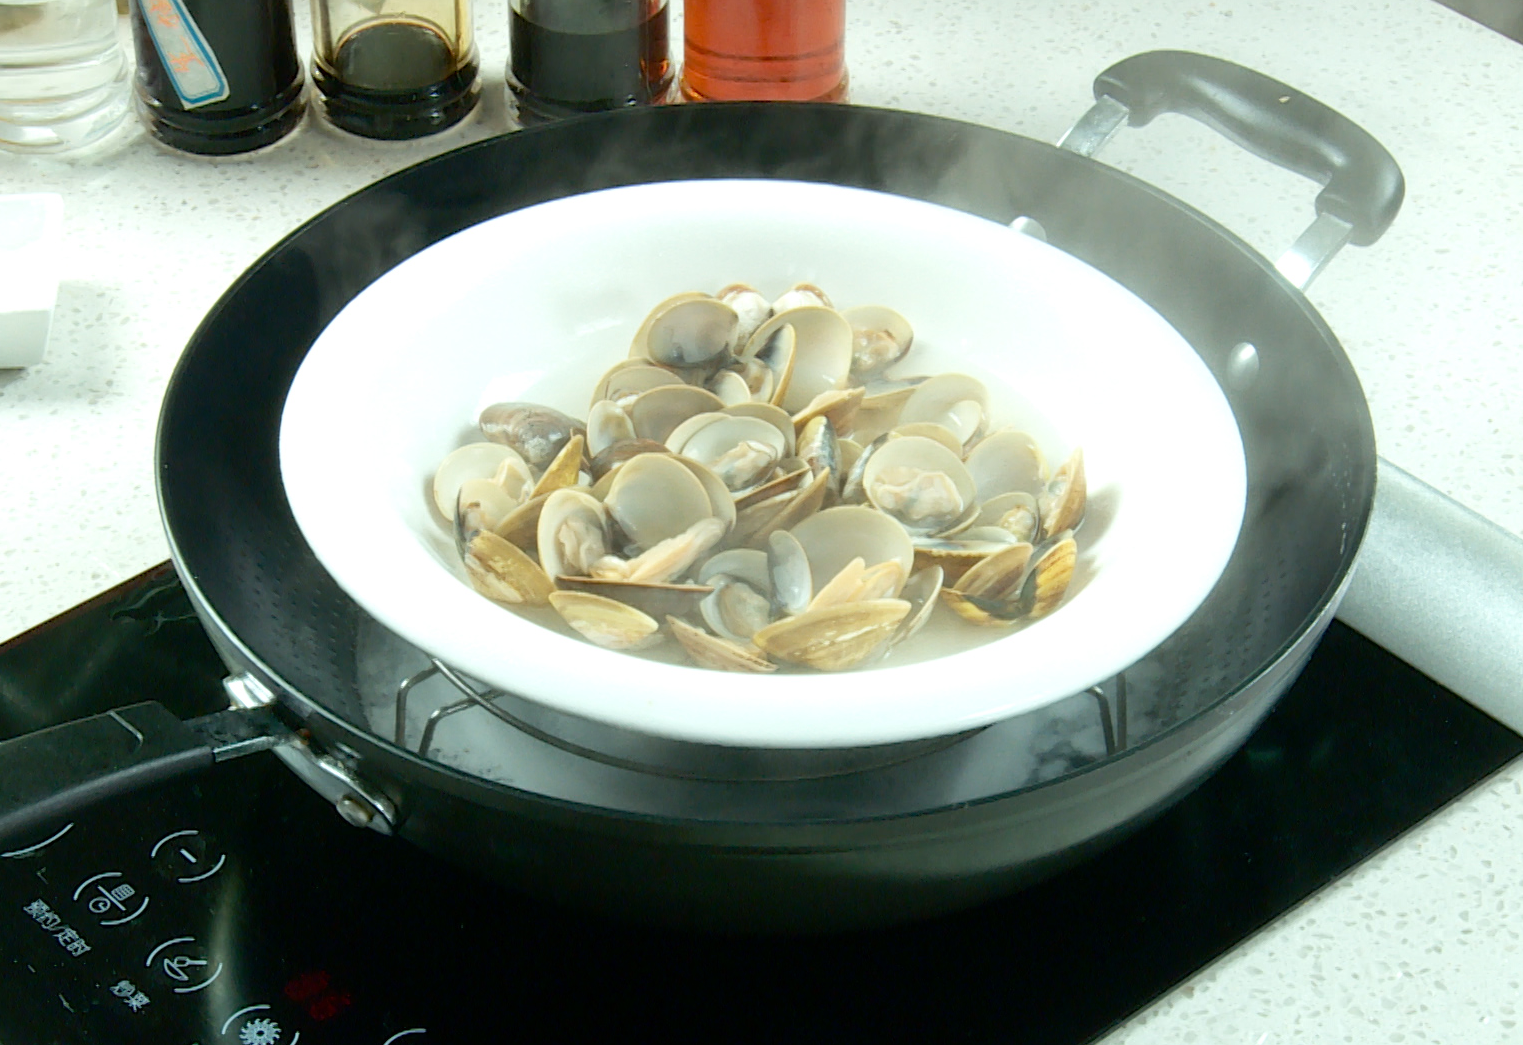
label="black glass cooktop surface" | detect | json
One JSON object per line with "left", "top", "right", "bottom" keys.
{"left": 1, "top": 564, "right": 1520, "bottom": 1045}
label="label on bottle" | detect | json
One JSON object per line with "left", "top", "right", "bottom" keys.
{"left": 134, "top": 0, "right": 230, "bottom": 109}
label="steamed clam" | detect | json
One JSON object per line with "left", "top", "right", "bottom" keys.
{"left": 429, "top": 282, "right": 1088, "bottom": 674}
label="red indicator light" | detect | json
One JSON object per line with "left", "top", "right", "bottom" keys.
{"left": 308, "top": 990, "right": 353, "bottom": 1022}
{"left": 284, "top": 969, "right": 331, "bottom": 1002}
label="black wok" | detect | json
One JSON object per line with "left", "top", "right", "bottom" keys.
{"left": 0, "top": 52, "right": 1400, "bottom": 931}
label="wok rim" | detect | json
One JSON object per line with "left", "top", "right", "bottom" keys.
{"left": 156, "top": 100, "right": 1377, "bottom": 828}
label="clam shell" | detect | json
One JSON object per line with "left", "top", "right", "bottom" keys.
{"left": 788, "top": 504, "right": 915, "bottom": 589}
{"left": 860, "top": 435, "right": 977, "bottom": 536}
{"left": 700, "top": 575, "right": 776, "bottom": 641}
{"left": 965, "top": 429, "right": 1048, "bottom": 501}
{"left": 462, "top": 531, "right": 556, "bottom": 607}
{"left": 771, "top": 282, "right": 832, "bottom": 312}
{"left": 548, "top": 591, "right": 662, "bottom": 650}
{"left": 536, "top": 487, "right": 610, "bottom": 580}
{"left": 1038, "top": 448, "right": 1087, "bottom": 539}
{"left": 752, "top": 598, "right": 911, "bottom": 671}
{"left": 841, "top": 304, "right": 914, "bottom": 381}
{"left": 765, "top": 530, "right": 812, "bottom": 616}
{"left": 591, "top": 360, "right": 686, "bottom": 408}
{"left": 666, "top": 413, "right": 789, "bottom": 493}
{"left": 667, "top": 616, "right": 777, "bottom": 673}
{"left": 604, "top": 452, "right": 718, "bottom": 551}
{"left": 628, "top": 384, "right": 728, "bottom": 444}
{"left": 478, "top": 403, "right": 585, "bottom": 471}
{"left": 432, "top": 442, "right": 533, "bottom": 520}
{"left": 717, "top": 284, "right": 774, "bottom": 348}
{"left": 528, "top": 433, "right": 585, "bottom": 499}
{"left": 744, "top": 306, "right": 852, "bottom": 414}
{"left": 555, "top": 576, "right": 712, "bottom": 620}
{"left": 640, "top": 295, "right": 740, "bottom": 369}
{"left": 586, "top": 400, "right": 636, "bottom": 456}
{"left": 898, "top": 373, "right": 989, "bottom": 448}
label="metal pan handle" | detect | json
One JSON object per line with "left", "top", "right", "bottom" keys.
{"left": 0, "top": 702, "right": 284, "bottom": 844}
{"left": 1058, "top": 50, "right": 1405, "bottom": 289}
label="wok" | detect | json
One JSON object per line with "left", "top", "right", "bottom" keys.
{"left": 0, "top": 52, "right": 1401, "bottom": 932}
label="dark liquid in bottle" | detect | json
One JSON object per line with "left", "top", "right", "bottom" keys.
{"left": 507, "top": 4, "right": 672, "bottom": 124}
{"left": 130, "top": 0, "right": 306, "bottom": 155}
{"left": 313, "top": 18, "right": 480, "bottom": 140}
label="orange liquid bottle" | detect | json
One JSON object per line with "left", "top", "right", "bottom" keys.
{"left": 679, "top": 0, "right": 847, "bottom": 103}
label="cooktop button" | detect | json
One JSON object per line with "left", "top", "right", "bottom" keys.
{"left": 150, "top": 829, "right": 227, "bottom": 884}
{"left": 73, "top": 871, "right": 150, "bottom": 926}
{"left": 220, "top": 1004, "right": 294, "bottom": 1044}
{"left": 145, "top": 936, "right": 224, "bottom": 994}
{"left": 1, "top": 822, "right": 75, "bottom": 860}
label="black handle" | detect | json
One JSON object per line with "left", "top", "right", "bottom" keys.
{"left": 1094, "top": 50, "right": 1404, "bottom": 246}
{"left": 0, "top": 702, "right": 214, "bottom": 844}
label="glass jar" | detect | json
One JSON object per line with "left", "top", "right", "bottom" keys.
{"left": 310, "top": 0, "right": 479, "bottom": 139}
{"left": 128, "top": 0, "right": 305, "bottom": 155}
{"left": 506, "top": 0, "right": 672, "bottom": 125}
{"left": 680, "top": 0, "right": 847, "bottom": 103}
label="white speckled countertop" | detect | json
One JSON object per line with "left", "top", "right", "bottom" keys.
{"left": 3, "top": 0, "right": 1522, "bottom": 1039}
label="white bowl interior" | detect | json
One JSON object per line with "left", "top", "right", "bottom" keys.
{"left": 280, "top": 179, "right": 1246, "bottom": 749}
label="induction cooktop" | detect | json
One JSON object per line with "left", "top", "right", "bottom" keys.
{"left": 1, "top": 563, "right": 1519, "bottom": 1045}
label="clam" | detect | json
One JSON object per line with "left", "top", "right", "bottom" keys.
{"left": 453, "top": 478, "right": 519, "bottom": 542}
{"left": 738, "top": 321, "right": 797, "bottom": 406}
{"left": 667, "top": 616, "right": 776, "bottom": 673}
{"left": 791, "top": 386, "right": 864, "bottom": 436}
{"left": 590, "top": 516, "right": 727, "bottom": 585}
{"left": 789, "top": 505, "right": 915, "bottom": 592}
{"left": 975, "top": 491, "right": 1041, "bottom": 544}
{"left": 478, "top": 403, "right": 585, "bottom": 471}
{"left": 765, "top": 530, "right": 812, "bottom": 616}
{"left": 940, "top": 541, "right": 1036, "bottom": 626}
{"left": 795, "top": 415, "right": 841, "bottom": 501}
{"left": 586, "top": 400, "right": 636, "bottom": 456}
{"left": 965, "top": 429, "right": 1047, "bottom": 501}
{"left": 604, "top": 452, "right": 723, "bottom": 551}
{"left": 528, "top": 433, "right": 586, "bottom": 499}
{"left": 717, "top": 284, "right": 773, "bottom": 348}
{"left": 860, "top": 435, "right": 978, "bottom": 536}
{"left": 591, "top": 360, "right": 686, "bottom": 408}
{"left": 432, "top": 442, "right": 534, "bottom": 520}
{"left": 723, "top": 401, "right": 798, "bottom": 456}
{"left": 731, "top": 466, "right": 832, "bottom": 546}
{"left": 627, "top": 384, "right": 728, "bottom": 445}
{"left": 850, "top": 381, "right": 921, "bottom": 446}
{"left": 707, "top": 368, "right": 754, "bottom": 406}
{"left": 752, "top": 598, "right": 911, "bottom": 671}
{"left": 743, "top": 307, "right": 852, "bottom": 414}
{"left": 1038, "top": 448, "right": 1087, "bottom": 538}
{"left": 841, "top": 304, "right": 913, "bottom": 381}
{"left": 630, "top": 293, "right": 740, "bottom": 371}
{"left": 536, "top": 487, "right": 611, "bottom": 579}
{"left": 665, "top": 412, "right": 789, "bottom": 494}
{"left": 891, "top": 566, "right": 944, "bottom": 645}
{"left": 898, "top": 373, "right": 989, "bottom": 449}
{"left": 771, "top": 282, "right": 832, "bottom": 312}
{"left": 556, "top": 576, "right": 712, "bottom": 620}
{"left": 548, "top": 591, "right": 662, "bottom": 650}
{"left": 462, "top": 530, "right": 556, "bottom": 608}
{"left": 699, "top": 574, "right": 776, "bottom": 642}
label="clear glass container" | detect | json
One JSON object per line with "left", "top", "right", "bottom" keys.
{"left": 0, "top": 0, "right": 129, "bottom": 153}
{"left": 506, "top": 0, "right": 671, "bottom": 125}
{"left": 680, "top": 0, "right": 847, "bottom": 103}
{"left": 310, "top": 0, "right": 479, "bottom": 139}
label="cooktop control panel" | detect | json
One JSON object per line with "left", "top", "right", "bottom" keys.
{"left": 1, "top": 759, "right": 432, "bottom": 1045}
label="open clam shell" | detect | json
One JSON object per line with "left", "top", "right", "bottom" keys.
{"left": 842, "top": 304, "right": 914, "bottom": 382}
{"left": 860, "top": 434, "right": 978, "bottom": 536}
{"left": 548, "top": 590, "right": 662, "bottom": 650}
{"left": 752, "top": 598, "right": 911, "bottom": 671}
{"left": 898, "top": 373, "right": 989, "bottom": 449}
{"left": 743, "top": 306, "right": 852, "bottom": 414}
{"left": 667, "top": 616, "right": 776, "bottom": 673}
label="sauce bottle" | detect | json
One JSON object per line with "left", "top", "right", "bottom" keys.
{"left": 310, "top": 0, "right": 480, "bottom": 139}
{"left": 129, "top": 0, "right": 305, "bottom": 155}
{"left": 679, "top": 0, "right": 847, "bottom": 103}
{"left": 506, "top": 0, "right": 673, "bottom": 125}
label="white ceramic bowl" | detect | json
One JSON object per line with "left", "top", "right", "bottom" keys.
{"left": 280, "top": 179, "right": 1246, "bottom": 749}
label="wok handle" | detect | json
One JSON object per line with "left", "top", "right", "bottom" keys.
{"left": 0, "top": 702, "right": 284, "bottom": 844}
{"left": 1061, "top": 51, "right": 1404, "bottom": 288}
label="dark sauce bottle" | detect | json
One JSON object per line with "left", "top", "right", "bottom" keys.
{"left": 311, "top": 0, "right": 481, "bottom": 140}
{"left": 507, "top": 0, "right": 673, "bottom": 125}
{"left": 129, "top": 0, "right": 306, "bottom": 155}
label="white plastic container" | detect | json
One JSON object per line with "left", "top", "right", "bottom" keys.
{"left": 0, "top": 0, "right": 129, "bottom": 152}
{"left": 0, "top": 194, "right": 63, "bottom": 368}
